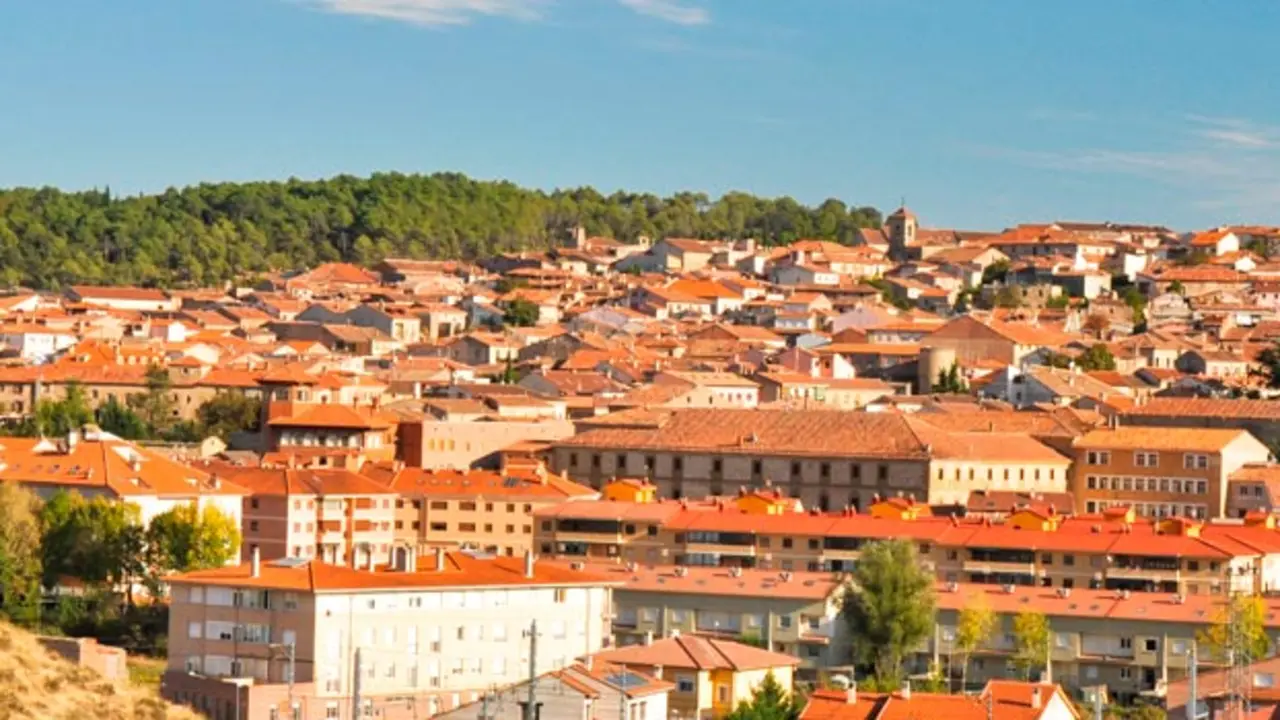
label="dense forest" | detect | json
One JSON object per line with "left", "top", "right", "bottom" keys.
{"left": 0, "top": 172, "right": 881, "bottom": 289}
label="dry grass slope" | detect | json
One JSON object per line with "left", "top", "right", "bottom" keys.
{"left": 0, "top": 622, "right": 198, "bottom": 720}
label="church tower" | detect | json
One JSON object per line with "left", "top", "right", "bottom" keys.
{"left": 885, "top": 206, "right": 918, "bottom": 260}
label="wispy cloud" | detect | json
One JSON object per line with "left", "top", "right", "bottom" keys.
{"left": 298, "top": 0, "right": 545, "bottom": 26}
{"left": 297, "top": 0, "right": 710, "bottom": 27}
{"left": 1186, "top": 114, "right": 1280, "bottom": 149}
{"left": 617, "top": 0, "right": 709, "bottom": 26}
{"left": 979, "top": 114, "right": 1280, "bottom": 216}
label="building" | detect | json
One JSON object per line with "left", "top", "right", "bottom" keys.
{"left": 552, "top": 408, "right": 1071, "bottom": 510}
{"left": 801, "top": 680, "right": 1079, "bottom": 720}
{"left": 206, "top": 463, "right": 399, "bottom": 566}
{"left": 1122, "top": 398, "right": 1280, "bottom": 453}
{"left": 591, "top": 634, "right": 799, "bottom": 720}
{"left": 359, "top": 464, "right": 598, "bottom": 556}
{"left": 570, "top": 562, "right": 847, "bottom": 675}
{"left": 534, "top": 492, "right": 1280, "bottom": 595}
{"left": 164, "top": 550, "right": 618, "bottom": 720}
{"left": 928, "top": 583, "right": 1280, "bottom": 704}
{"left": 65, "top": 285, "right": 178, "bottom": 312}
{"left": 1071, "top": 426, "right": 1271, "bottom": 519}
{"left": 263, "top": 401, "right": 398, "bottom": 465}
{"left": 0, "top": 427, "right": 246, "bottom": 526}
{"left": 433, "top": 661, "right": 672, "bottom": 720}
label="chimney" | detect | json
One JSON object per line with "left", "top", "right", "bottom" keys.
{"left": 1031, "top": 686, "right": 1042, "bottom": 710}
{"left": 524, "top": 549, "right": 535, "bottom": 579}
{"left": 435, "top": 546, "right": 446, "bottom": 572}
{"left": 846, "top": 682, "right": 857, "bottom": 705}
{"left": 900, "top": 680, "right": 911, "bottom": 700}
{"left": 643, "top": 631, "right": 654, "bottom": 646}
{"left": 251, "top": 546, "right": 261, "bottom": 578}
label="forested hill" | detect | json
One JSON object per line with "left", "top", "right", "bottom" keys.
{"left": 0, "top": 172, "right": 881, "bottom": 289}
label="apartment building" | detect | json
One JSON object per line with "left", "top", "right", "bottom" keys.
{"left": 551, "top": 408, "right": 1071, "bottom": 510}
{"left": 927, "top": 583, "right": 1280, "bottom": 704}
{"left": 205, "top": 463, "right": 398, "bottom": 566}
{"left": 565, "top": 562, "right": 846, "bottom": 675}
{"left": 1071, "top": 426, "right": 1271, "bottom": 519}
{"left": 592, "top": 634, "right": 799, "bottom": 720}
{"left": 164, "top": 550, "right": 618, "bottom": 720}
{"left": 263, "top": 401, "right": 398, "bottom": 464}
{"left": 534, "top": 489, "right": 1280, "bottom": 595}
{"left": 358, "top": 463, "right": 598, "bottom": 556}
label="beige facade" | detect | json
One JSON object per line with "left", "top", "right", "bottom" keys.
{"left": 1071, "top": 427, "right": 1271, "bottom": 519}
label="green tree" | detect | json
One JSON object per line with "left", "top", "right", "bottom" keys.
{"left": 128, "top": 364, "right": 177, "bottom": 437}
{"left": 503, "top": 297, "right": 540, "bottom": 327}
{"left": 1197, "top": 593, "right": 1271, "bottom": 664}
{"left": 1076, "top": 343, "right": 1117, "bottom": 371}
{"left": 954, "top": 595, "right": 996, "bottom": 692}
{"left": 932, "top": 363, "right": 967, "bottom": 394}
{"left": 4, "top": 382, "right": 96, "bottom": 438}
{"left": 982, "top": 260, "right": 1011, "bottom": 285}
{"left": 1011, "top": 609, "right": 1051, "bottom": 680}
{"left": 95, "top": 395, "right": 148, "bottom": 439}
{"left": 723, "top": 671, "right": 801, "bottom": 720}
{"left": 1168, "top": 280, "right": 1185, "bottom": 295}
{"left": 0, "top": 481, "right": 43, "bottom": 626}
{"left": 146, "top": 503, "right": 240, "bottom": 578}
{"left": 39, "top": 491, "right": 145, "bottom": 592}
{"left": 1045, "top": 294, "right": 1070, "bottom": 309}
{"left": 995, "top": 285, "right": 1024, "bottom": 309}
{"left": 1123, "top": 287, "right": 1148, "bottom": 328}
{"left": 197, "top": 392, "right": 261, "bottom": 441}
{"left": 1256, "top": 342, "right": 1280, "bottom": 388}
{"left": 840, "top": 539, "right": 936, "bottom": 685}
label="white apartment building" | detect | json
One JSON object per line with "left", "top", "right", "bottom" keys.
{"left": 163, "top": 549, "right": 618, "bottom": 720}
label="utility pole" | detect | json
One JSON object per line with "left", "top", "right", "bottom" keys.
{"left": 1189, "top": 642, "right": 1198, "bottom": 720}
{"left": 524, "top": 620, "right": 539, "bottom": 720}
{"left": 352, "top": 647, "right": 364, "bottom": 720}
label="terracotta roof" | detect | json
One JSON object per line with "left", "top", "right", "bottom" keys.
{"left": 1074, "top": 426, "right": 1256, "bottom": 452}
{"left": 68, "top": 285, "right": 170, "bottom": 302}
{"left": 591, "top": 634, "right": 799, "bottom": 672}
{"left": 556, "top": 409, "right": 934, "bottom": 460}
{"left": 366, "top": 465, "right": 597, "bottom": 500}
{"left": 266, "top": 404, "right": 394, "bottom": 430}
{"left": 169, "top": 551, "right": 619, "bottom": 592}
{"left": 560, "top": 561, "right": 841, "bottom": 601}
{"left": 203, "top": 464, "right": 394, "bottom": 497}
{"left": 1124, "top": 397, "right": 1280, "bottom": 421}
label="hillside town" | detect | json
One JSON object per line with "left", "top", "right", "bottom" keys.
{"left": 7, "top": 212, "right": 1280, "bottom": 720}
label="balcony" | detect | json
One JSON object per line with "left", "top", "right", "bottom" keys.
{"left": 1107, "top": 566, "right": 1176, "bottom": 581}
{"left": 962, "top": 559, "right": 1035, "bottom": 576}
{"left": 555, "top": 530, "right": 622, "bottom": 545}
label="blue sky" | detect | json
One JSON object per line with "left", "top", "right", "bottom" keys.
{"left": 3, "top": 0, "right": 1280, "bottom": 231}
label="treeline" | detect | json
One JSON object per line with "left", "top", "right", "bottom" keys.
{"left": 0, "top": 172, "right": 881, "bottom": 289}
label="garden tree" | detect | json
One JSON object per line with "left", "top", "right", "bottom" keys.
{"left": 197, "top": 392, "right": 261, "bottom": 441}
{"left": 128, "top": 364, "right": 177, "bottom": 437}
{"left": 0, "top": 174, "right": 881, "bottom": 289}
{"left": 840, "top": 539, "right": 936, "bottom": 685}
{"left": 722, "top": 671, "right": 801, "bottom": 720}
{"left": 146, "top": 503, "right": 241, "bottom": 578}
{"left": 39, "top": 491, "right": 145, "bottom": 591}
{"left": 1254, "top": 342, "right": 1280, "bottom": 388}
{"left": 982, "top": 260, "right": 1011, "bottom": 285}
{"left": 1045, "top": 294, "right": 1070, "bottom": 310}
{"left": 954, "top": 595, "right": 997, "bottom": 691}
{"left": 932, "top": 363, "right": 967, "bottom": 394}
{"left": 1168, "top": 280, "right": 1186, "bottom": 295}
{"left": 0, "top": 481, "right": 43, "bottom": 625}
{"left": 503, "top": 297, "right": 541, "bottom": 327}
{"left": 1197, "top": 593, "right": 1271, "bottom": 664}
{"left": 1043, "top": 352, "right": 1073, "bottom": 369}
{"left": 1076, "top": 343, "right": 1118, "bottom": 372}
{"left": 995, "top": 285, "right": 1024, "bottom": 309}
{"left": 1083, "top": 313, "right": 1111, "bottom": 337}
{"left": 95, "top": 395, "right": 148, "bottom": 440}
{"left": 1123, "top": 287, "right": 1148, "bottom": 328}
{"left": 1011, "top": 609, "right": 1051, "bottom": 680}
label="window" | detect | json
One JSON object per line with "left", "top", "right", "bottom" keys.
{"left": 250, "top": 498, "right": 259, "bottom": 510}
{"left": 820, "top": 463, "right": 830, "bottom": 479}
{"left": 751, "top": 460, "right": 762, "bottom": 475}
{"left": 1187, "top": 560, "right": 1200, "bottom": 571}
{"left": 459, "top": 523, "right": 476, "bottom": 532}
{"left": 782, "top": 538, "right": 793, "bottom": 549}
{"left": 1185, "top": 454, "right": 1209, "bottom": 470}
{"left": 677, "top": 676, "right": 696, "bottom": 693}
{"left": 1063, "top": 554, "right": 1075, "bottom": 567}
{"left": 1086, "top": 451, "right": 1110, "bottom": 466}
{"left": 1120, "top": 667, "right": 1133, "bottom": 680}
{"left": 878, "top": 465, "right": 888, "bottom": 481}
{"left": 591, "top": 454, "right": 601, "bottom": 468}
{"left": 791, "top": 462, "right": 801, "bottom": 478}
{"left": 1120, "top": 637, "right": 1133, "bottom": 650}
{"left": 249, "top": 521, "right": 259, "bottom": 532}
{"left": 1135, "top": 452, "right": 1159, "bottom": 468}
{"left": 430, "top": 501, "right": 448, "bottom": 510}
{"left": 712, "top": 458, "right": 723, "bottom": 473}
{"left": 1041, "top": 554, "right": 1053, "bottom": 565}
{"left": 459, "top": 502, "right": 477, "bottom": 511}
{"left": 851, "top": 465, "right": 861, "bottom": 481}
{"left": 647, "top": 525, "right": 658, "bottom": 537}
{"left": 1145, "top": 638, "right": 1158, "bottom": 652}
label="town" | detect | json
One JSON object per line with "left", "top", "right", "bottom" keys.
{"left": 0, "top": 201, "right": 1278, "bottom": 720}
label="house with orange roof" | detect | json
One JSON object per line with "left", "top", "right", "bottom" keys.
{"left": 434, "top": 660, "right": 672, "bottom": 720}
{"left": 0, "top": 426, "right": 247, "bottom": 526}
{"left": 163, "top": 550, "right": 620, "bottom": 719}
{"left": 591, "top": 633, "right": 800, "bottom": 718}
{"left": 801, "top": 680, "right": 1078, "bottom": 720}
{"left": 263, "top": 399, "right": 398, "bottom": 464}
{"left": 65, "top": 285, "right": 178, "bottom": 312}
{"left": 283, "top": 262, "right": 380, "bottom": 297}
